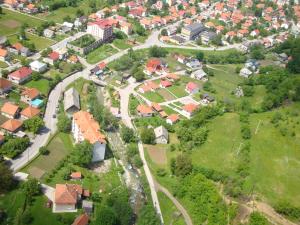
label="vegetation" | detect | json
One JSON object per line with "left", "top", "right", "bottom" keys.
{"left": 0, "top": 137, "right": 30, "bottom": 159}
{"left": 23, "top": 116, "right": 45, "bottom": 134}
{"left": 140, "top": 127, "right": 155, "bottom": 144}
{"left": 0, "top": 161, "right": 14, "bottom": 194}
{"left": 70, "top": 34, "right": 96, "bottom": 48}
{"left": 120, "top": 126, "right": 136, "bottom": 143}
{"left": 70, "top": 141, "right": 93, "bottom": 167}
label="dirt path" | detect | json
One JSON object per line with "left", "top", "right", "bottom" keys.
{"left": 155, "top": 181, "right": 193, "bottom": 225}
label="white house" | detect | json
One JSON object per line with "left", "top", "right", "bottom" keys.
{"left": 154, "top": 126, "right": 169, "bottom": 144}
{"left": 87, "top": 21, "right": 113, "bottom": 41}
{"left": 72, "top": 111, "right": 106, "bottom": 162}
{"left": 239, "top": 67, "right": 253, "bottom": 78}
{"left": 29, "top": 60, "right": 47, "bottom": 73}
{"left": 191, "top": 69, "right": 208, "bottom": 81}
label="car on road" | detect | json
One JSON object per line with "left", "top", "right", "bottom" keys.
{"left": 52, "top": 114, "right": 56, "bottom": 118}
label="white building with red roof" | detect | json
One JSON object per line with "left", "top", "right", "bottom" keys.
{"left": 8, "top": 67, "right": 32, "bottom": 84}
{"left": 87, "top": 20, "right": 113, "bottom": 41}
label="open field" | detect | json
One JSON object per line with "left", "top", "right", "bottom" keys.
{"left": 22, "top": 133, "right": 73, "bottom": 178}
{"left": 87, "top": 44, "right": 118, "bottom": 64}
{"left": 0, "top": 8, "right": 44, "bottom": 36}
{"left": 25, "top": 78, "right": 50, "bottom": 96}
{"left": 145, "top": 144, "right": 167, "bottom": 165}
{"left": 112, "top": 39, "right": 132, "bottom": 50}
{"left": 142, "top": 91, "right": 165, "bottom": 103}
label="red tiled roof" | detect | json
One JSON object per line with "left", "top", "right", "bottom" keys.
{"left": 137, "top": 105, "right": 153, "bottom": 114}
{"left": 48, "top": 51, "right": 59, "bottom": 61}
{"left": 0, "top": 78, "right": 12, "bottom": 90}
{"left": 167, "top": 114, "right": 179, "bottom": 123}
{"left": 1, "top": 119, "right": 22, "bottom": 132}
{"left": 186, "top": 82, "right": 198, "bottom": 92}
{"left": 72, "top": 214, "right": 89, "bottom": 225}
{"left": 183, "top": 103, "right": 198, "bottom": 113}
{"left": 20, "top": 106, "right": 40, "bottom": 119}
{"left": 9, "top": 67, "right": 32, "bottom": 80}
{"left": 55, "top": 184, "right": 82, "bottom": 205}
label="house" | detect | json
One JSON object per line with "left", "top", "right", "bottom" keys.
{"left": 166, "top": 114, "right": 179, "bottom": 125}
{"left": 137, "top": 105, "right": 154, "bottom": 117}
{"left": 0, "top": 78, "right": 12, "bottom": 94}
{"left": 1, "top": 119, "right": 23, "bottom": 134}
{"left": 239, "top": 67, "right": 253, "bottom": 78}
{"left": 1, "top": 102, "right": 19, "bottom": 118}
{"left": 8, "top": 67, "right": 32, "bottom": 84}
{"left": 160, "top": 80, "right": 172, "bottom": 88}
{"left": 90, "top": 62, "right": 107, "bottom": 76}
{"left": 169, "top": 35, "right": 186, "bottom": 45}
{"left": 64, "top": 87, "right": 80, "bottom": 115}
{"left": 56, "top": 47, "right": 68, "bottom": 60}
{"left": 29, "top": 60, "right": 47, "bottom": 73}
{"left": 144, "top": 58, "right": 167, "bottom": 76}
{"left": 67, "top": 55, "right": 79, "bottom": 64}
{"left": 87, "top": 20, "right": 113, "bottom": 41}
{"left": 82, "top": 201, "right": 93, "bottom": 215}
{"left": 21, "top": 88, "right": 40, "bottom": 104}
{"left": 154, "top": 126, "right": 168, "bottom": 144}
{"left": 186, "top": 58, "right": 202, "bottom": 69}
{"left": 72, "top": 111, "right": 106, "bottom": 162}
{"left": 165, "top": 73, "right": 179, "bottom": 81}
{"left": 191, "top": 69, "right": 208, "bottom": 81}
{"left": 70, "top": 172, "right": 82, "bottom": 180}
{"left": 43, "top": 29, "right": 55, "bottom": 38}
{"left": 44, "top": 51, "right": 60, "bottom": 65}
{"left": 182, "top": 103, "right": 198, "bottom": 118}
{"left": 201, "top": 93, "right": 215, "bottom": 105}
{"left": 138, "top": 81, "right": 159, "bottom": 93}
{"left": 8, "top": 43, "right": 31, "bottom": 56}
{"left": 120, "top": 22, "right": 132, "bottom": 35}
{"left": 181, "top": 23, "right": 205, "bottom": 40}
{"left": 53, "top": 184, "right": 82, "bottom": 212}
{"left": 0, "top": 49, "right": 9, "bottom": 61}
{"left": 185, "top": 82, "right": 199, "bottom": 94}
{"left": 72, "top": 214, "right": 89, "bottom": 225}
{"left": 175, "top": 54, "right": 187, "bottom": 64}
{"left": 245, "top": 59, "right": 260, "bottom": 71}
{"left": 166, "top": 26, "right": 177, "bottom": 36}
{"left": 200, "top": 31, "right": 217, "bottom": 45}
{"left": 151, "top": 102, "right": 162, "bottom": 112}
{"left": 20, "top": 106, "right": 40, "bottom": 120}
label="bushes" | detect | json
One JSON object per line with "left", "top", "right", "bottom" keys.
{"left": 140, "top": 128, "right": 155, "bottom": 144}
{"left": 0, "top": 137, "right": 30, "bottom": 158}
{"left": 248, "top": 212, "right": 269, "bottom": 225}
{"left": 120, "top": 126, "right": 136, "bottom": 143}
{"left": 275, "top": 202, "right": 300, "bottom": 220}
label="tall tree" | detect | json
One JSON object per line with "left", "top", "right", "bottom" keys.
{"left": 0, "top": 161, "right": 14, "bottom": 194}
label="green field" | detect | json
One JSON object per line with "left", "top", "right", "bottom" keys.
{"left": 22, "top": 133, "right": 73, "bottom": 178}
{"left": 87, "top": 44, "right": 118, "bottom": 64}
{"left": 8, "top": 32, "right": 55, "bottom": 50}
{"left": 142, "top": 91, "right": 165, "bottom": 103}
{"left": 25, "top": 78, "right": 50, "bottom": 95}
{"left": 0, "top": 61, "right": 8, "bottom": 68}
{"left": 0, "top": 8, "right": 44, "bottom": 36}
{"left": 112, "top": 39, "right": 132, "bottom": 50}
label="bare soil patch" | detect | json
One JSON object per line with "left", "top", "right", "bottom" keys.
{"left": 146, "top": 145, "right": 167, "bottom": 165}
{"left": 1, "top": 20, "right": 20, "bottom": 28}
{"left": 28, "top": 167, "right": 45, "bottom": 179}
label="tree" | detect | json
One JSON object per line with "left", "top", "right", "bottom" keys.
{"left": 23, "top": 116, "right": 44, "bottom": 134}
{"left": 31, "top": 72, "right": 41, "bottom": 81}
{"left": 0, "top": 161, "right": 14, "bottom": 194}
{"left": 57, "top": 114, "right": 71, "bottom": 133}
{"left": 174, "top": 154, "right": 193, "bottom": 177}
{"left": 120, "top": 126, "right": 135, "bottom": 143}
{"left": 95, "top": 206, "right": 118, "bottom": 225}
{"left": 71, "top": 141, "right": 93, "bottom": 167}
{"left": 0, "top": 6, "right": 2, "bottom": 14}
{"left": 235, "top": 66, "right": 241, "bottom": 74}
{"left": 133, "top": 69, "right": 145, "bottom": 82}
{"left": 137, "top": 204, "right": 160, "bottom": 225}
{"left": 241, "top": 125, "right": 251, "bottom": 139}
{"left": 160, "top": 29, "right": 168, "bottom": 36}
{"left": 0, "top": 137, "right": 30, "bottom": 158}
{"left": 149, "top": 45, "right": 167, "bottom": 58}
{"left": 39, "top": 146, "right": 49, "bottom": 155}
{"left": 1, "top": 70, "right": 9, "bottom": 78}
{"left": 19, "top": 24, "right": 27, "bottom": 40}
{"left": 196, "top": 51, "right": 204, "bottom": 61}
{"left": 21, "top": 178, "right": 40, "bottom": 197}
{"left": 140, "top": 128, "right": 155, "bottom": 144}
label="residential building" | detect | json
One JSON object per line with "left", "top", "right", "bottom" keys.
{"left": 151, "top": 102, "right": 162, "bottom": 112}
{"left": 44, "top": 51, "right": 60, "bottom": 65}
{"left": 200, "top": 31, "right": 217, "bottom": 45}
{"left": 166, "top": 114, "right": 179, "bottom": 125}
{"left": 43, "top": 29, "right": 55, "bottom": 38}
{"left": 185, "top": 82, "right": 199, "bottom": 94}
{"left": 182, "top": 103, "right": 198, "bottom": 118}
{"left": 154, "top": 126, "right": 169, "bottom": 144}
{"left": 169, "top": 35, "right": 186, "bottom": 45}
{"left": 87, "top": 21, "right": 113, "bottom": 41}
{"left": 1, "top": 102, "right": 19, "bottom": 118}
{"left": 0, "top": 48, "right": 9, "bottom": 61}
{"left": 0, "top": 78, "right": 12, "bottom": 94}
{"left": 8, "top": 67, "right": 32, "bottom": 84}
{"left": 191, "top": 69, "right": 208, "bottom": 81}
{"left": 64, "top": 87, "right": 80, "bottom": 115}
{"left": 72, "top": 111, "right": 106, "bottom": 162}
{"left": 137, "top": 105, "right": 154, "bottom": 117}
{"left": 21, "top": 88, "right": 40, "bottom": 104}
{"left": 70, "top": 172, "right": 82, "bottom": 180}
{"left": 181, "top": 23, "right": 205, "bottom": 40}
{"left": 120, "top": 22, "right": 132, "bottom": 35}
{"left": 160, "top": 80, "right": 172, "bottom": 88}
{"left": 186, "top": 58, "right": 202, "bottom": 69}
{"left": 20, "top": 106, "right": 40, "bottom": 120}
{"left": 53, "top": 184, "right": 82, "bottom": 213}
{"left": 138, "top": 81, "right": 159, "bottom": 93}
{"left": 1, "top": 119, "right": 23, "bottom": 134}
{"left": 29, "top": 60, "right": 47, "bottom": 73}
{"left": 239, "top": 67, "right": 253, "bottom": 78}
{"left": 144, "top": 58, "right": 167, "bottom": 76}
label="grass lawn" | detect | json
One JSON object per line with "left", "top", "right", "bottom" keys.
{"left": 25, "top": 78, "right": 50, "bottom": 96}
{"left": 0, "top": 61, "right": 8, "bottom": 68}
{"left": 112, "top": 39, "right": 132, "bottom": 50}
{"left": 168, "top": 84, "right": 188, "bottom": 98}
{"left": 165, "top": 55, "right": 186, "bottom": 72}
{"left": 158, "top": 191, "right": 186, "bottom": 225}
{"left": 0, "top": 188, "right": 77, "bottom": 225}
{"left": 0, "top": 8, "right": 44, "bottom": 36}
{"left": 8, "top": 32, "right": 55, "bottom": 51}
{"left": 86, "top": 44, "right": 118, "bottom": 64}
{"left": 22, "top": 132, "right": 73, "bottom": 178}
{"left": 142, "top": 91, "right": 165, "bottom": 103}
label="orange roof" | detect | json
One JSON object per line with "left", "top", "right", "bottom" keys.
{"left": 71, "top": 172, "right": 82, "bottom": 179}
{"left": 167, "top": 114, "right": 179, "bottom": 123}
{"left": 165, "top": 73, "right": 180, "bottom": 80}
{"left": 72, "top": 214, "right": 89, "bottom": 225}
{"left": 151, "top": 102, "right": 162, "bottom": 112}
{"left": 20, "top": 106, "right": 40, "bottom": 119}
{"left": 137, "top": 105, "right": 153, "bottom": 114}
{"left": 73, "top": 111, "right": 106, "bottom": 144}
{"left": 0, "top": 78, "right": 12, "bottom": 89}
{"left": 183, "top": 103, "right": 198, "bottom": 113}
{"left": 159, "top": 111, "right": 168, "bottom": 118}
{"left": 1, "top": 102, "right": 19, "bottom": 116}
{"left": 27, "top": 3, "right": 35, "bottom": 9}
{"left": 55, "top": 184, "right": 82, "bottom": 205}
{"left": 68, "top": 55, "right": 79, "bottom": 63}
{"left": 0, "top": 49, "right": 8, "bottom": 57}
{"left": 1, "top": 119, "right": 22, "bottom": 132}
{"left": 21, "top": 88, "right": 40, "bottom": 100}
{"left": 12, "top": 43, "right": 23, "bottom": 51}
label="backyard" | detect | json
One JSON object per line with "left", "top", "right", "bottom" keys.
{"left": 86, "top": 44, "right": 118, "bottom": 64}
{"left": 25, "top": 78, "right": 50, "bottom": 96}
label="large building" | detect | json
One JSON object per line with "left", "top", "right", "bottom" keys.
{"left": 181, "top": 23, "right": 205, "bottom": 40}
{"left": 72, "top": 111, "right": 106, "bottom": 162}
{"left": 87, "top": 20, "right": 113, "bottom": 41}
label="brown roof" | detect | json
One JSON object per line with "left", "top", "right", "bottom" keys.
{"left": 1, "top": 102, "right": 19, "bottom": 116}
{"left": 167, "top": 114, "right": 179, "bottom": 123}
{"left": 20, "top": 106, "right": 40, "bottom": 119}
{"left": 21, "top": 88, "right": 40, "bottom": 100}
{"left": 71, "top": 172, "right": 82, "bottom": 179}
{"left": 55, "top": 184, "right": 82, "bottom": 205}
{"left": 73, "top": 111, "right": 106, "bottom": 144}
{"left": 151, "top": 102, "right": 162, "bottom": 112}
{"left": 137, "top": 105, "right": 153, "bottom": 114}
{"left": 183, "top": 103, "right": 198, "bottom": 113}
{"left": 72, "top": 214, "right": 89, "bottom": 225}
{"left": 0, "top": 78, "right": 12, "bottom": 90}
{"left": 1, "top": 119, "right": 22, "bottom": 132}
